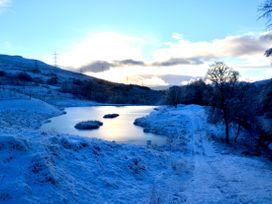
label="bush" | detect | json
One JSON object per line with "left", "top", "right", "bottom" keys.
{"left": 32, "top": 77, "right": 44, "bottom": 84}
{"left": 259, "top": 80, "right": 272, "bottom": 146}
{"left": 31, "top": 68, "right": 41, "bottom": 73}
{"left": 0, "top": 71, "right": 6, "bottom": 77}
{"left": 164, "top": 80, "right": 210, "bottom": 106}
{"left": 165, "top": 86, "right": 182, "bottom": 107}
{"left": 60, "top": 83, "right": 82, "bottom": 95}
{"left": 262, "top": 80, "right": 272, "bottom": 118}
{"left": 73, "top": 79, "right": 82, "bottom": 86}
{"left": 46, "top": 76, "right": 58, "bottom": 85}
{"left": 17, "top": 72, "right": 32, "bottom": 81}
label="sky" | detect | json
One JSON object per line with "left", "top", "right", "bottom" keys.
{"left": 0, "top": 0, "right": 272, "bottom": 87}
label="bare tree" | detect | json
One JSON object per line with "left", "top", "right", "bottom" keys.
{"left": 229, "top": 83, "right": 257, "bottom": 143}
{"left": 165, "top": 86, "right": 182, "bottom": 107}
{"left": 259, "top": 0, "right": 272, "bottom": 56}
{"left": 259, "top": 0, "right": 272, "bottom": 28}
{"left": 206, "top": 62, "right": 239, "bottom": 144}
{"left": 260, "top": 79, "right": 272, "bottom": 144}
{"left": 258, "top": 1, "right": 272, "bottom": 146}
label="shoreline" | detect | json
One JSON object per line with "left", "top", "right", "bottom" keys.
{"left": 0, "top": 98, "right": 271, "bottom": 203}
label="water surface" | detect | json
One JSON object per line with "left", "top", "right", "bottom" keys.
{"left": 41, "top": 106, "right": 166, "bottom": 145}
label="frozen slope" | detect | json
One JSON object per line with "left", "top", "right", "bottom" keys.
{"left": 0, "top": 99, "right": 189, "bottom": 203}
{"left": 0, "top": 131, "right": 185, "bottom": 204}
{"left": 0, "top": 97, "right": 63, "bottom": 129}
{"left": 0, "top": 100, "right": 271, "bottom": 203}
{"left": 135, "top": 105, "right": 272, "bottom": 203}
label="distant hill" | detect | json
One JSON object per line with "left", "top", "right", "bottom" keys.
{"left": 253, "top": 79, "right": 272, "bottom": 87}
{"left": 0, "top": 54, "right": 163, "bottom": 105}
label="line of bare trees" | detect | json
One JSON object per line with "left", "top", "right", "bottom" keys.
{"left": 165, "top": 61, "right": 271, "bottom": 148}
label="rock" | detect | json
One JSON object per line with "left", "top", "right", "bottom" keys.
{"left": 74, "top": 120, "right": 103, "bottom": 130}
{"left": 103, "top": 113, "right": 119, "bottom": 119}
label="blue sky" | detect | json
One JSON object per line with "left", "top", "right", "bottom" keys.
{"left": 0, "top": 0, "right": 271, "bottom": 86}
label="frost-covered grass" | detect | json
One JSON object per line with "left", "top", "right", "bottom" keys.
{"left": 0, "top": 98, "right": 185, "bottom": 203}
{"left": 0, "top": 98, "right": 63, "bottom": 129}
{"left": 0, "top": 98, "right": 271, "bottom": 203}
{"left": 0, "top": 131, "right": 186, "bottom": 203}
{"left": 135, "top": 105, "right": 272, "bottom": 203}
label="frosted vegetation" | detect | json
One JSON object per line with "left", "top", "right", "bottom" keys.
{"left": 0, "top": 54, "right": 271, "bottom": 203}
{"left": 0, "top": 96, "right": 271, "bottom": 203}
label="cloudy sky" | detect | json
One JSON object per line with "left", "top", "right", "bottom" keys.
{"left": 0, "top": 0, "right": 272, "bottom": 87}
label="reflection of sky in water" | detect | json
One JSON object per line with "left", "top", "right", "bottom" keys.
{"left": 41, "top": 106, "right": 166, "bottom": 146}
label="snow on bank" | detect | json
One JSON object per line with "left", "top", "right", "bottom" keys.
{"left": 0, "top": 130, "right": 187, "bottom": 203}
{"left": 0, "top": 99, "right": 188, "bottom": 203}
{"left": 0, "top": 99, "right": 271, "bottom": 203}
{"left": 0, "top": 98, "right": 62, "bottom": 129}
{"left": 134, "top": 105, "right": 207, "bottom": 152}
{"left": 135, "top": 105, "right": 272, "bottom": 203}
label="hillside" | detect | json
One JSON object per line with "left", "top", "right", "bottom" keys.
{"left": 0, "top": 54, "right": 163, "bottom": 106}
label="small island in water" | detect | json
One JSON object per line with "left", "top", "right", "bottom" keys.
{"left": 74, "top": 120, "right": 103, "bottom": 130}
{"left": 103, "top": 113, "right": 119, "bottom": 119}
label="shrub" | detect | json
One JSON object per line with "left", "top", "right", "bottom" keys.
{"left": 0, "top": 70, "right": 6, "bottom": 77}
{"left": 31, "top": 68, "right": 41, "bottom": 73}
{"left": 32, "top": 77, "right": 44, "bottom": 84}
{"left": 17, "top": 72, "right": 32, "bottom": 81}
{"left": 165, "top": 86, "right": 182, "bottom": 107}
{"left": 73, "top": 79, "right": 82, "bottom": 86}
{"left": 46, "top": 76, "right": 58, "bottom": 85}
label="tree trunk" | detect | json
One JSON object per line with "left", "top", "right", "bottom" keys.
{"left": 234, "top": 121, "right": 241, "bottom": 143}
{"left": 223, "top": 107, "right": 230, "bottom": 144}
{"left": 225, "top": 120, "right": 229, "bottom": 144}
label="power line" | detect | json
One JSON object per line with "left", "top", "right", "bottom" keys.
{"left": 53, "top": 52, "right": 58, "bottom": 67}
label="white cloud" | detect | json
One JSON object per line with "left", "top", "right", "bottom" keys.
{"left": 3, "top": 41, "right": 11, "bottom": 49}
{"left": 0, "top": 0, "right": 11, "bottom": 12}
{"left": 59, "top": 32, "right": 151, "bottom": 68}
{"left": 172, "top": 32, "right": 183, "bottom": 40}
{"left": 53, "top": 31, "right": 272, "bottom": 86}
{"left": 0, "top": 0, "right": 10, "bottom": 7}
{"left": 59, "top": 31, "right": 272, "bottom": 69}
{"left": 142, "top": 76, "right": 169, "bottom": 87}
{"left": 153, "top": 32, "right": 272, "bottom": 62}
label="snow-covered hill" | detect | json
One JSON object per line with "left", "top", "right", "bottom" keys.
{"left": 0, "top": 54, "right": 163, "bottom": 106}
{"left": 0, "top": 54, "right": 89, "bottom": 81}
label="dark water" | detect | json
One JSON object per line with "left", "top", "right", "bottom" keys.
{"left": 41, "top": 106, "right": 166, "bottom": 145}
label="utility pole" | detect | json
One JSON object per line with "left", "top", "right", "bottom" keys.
{"left": 53, "top": 52, "right": 58, "bottom": 67}
{"left": 34, "top": 60, "right": 38, "bottom": 69}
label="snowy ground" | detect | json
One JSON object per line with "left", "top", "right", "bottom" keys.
{"left": 0, "top": 98, "right": 183, "bottom": 203}
{"left": 135, "top": 105, "right": 272, "bottom": 203}
{"left": 0, "top": 98, "right": 271, "bottom": 203}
